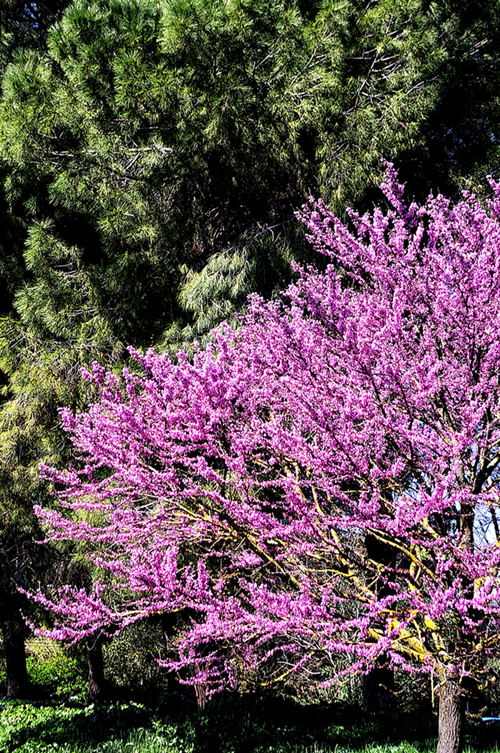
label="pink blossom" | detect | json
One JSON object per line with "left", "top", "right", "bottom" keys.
{"left": 32, "top": 167, "right": 500, "bottom": 698}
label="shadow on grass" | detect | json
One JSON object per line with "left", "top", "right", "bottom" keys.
{"left": 1, "top": 690, "right": 499, "bottom": 753}
{"left": 181, "top": 695, "right": 436, "bottom": 753}
{"left": 0, "top": 698, "right": 152, "bottom": 751}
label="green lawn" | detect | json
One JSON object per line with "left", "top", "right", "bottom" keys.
{"left": 1, "top": 695, "right": 498, "bottom": 753}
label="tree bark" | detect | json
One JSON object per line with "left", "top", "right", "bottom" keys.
{"left": 437, "top": 671, "right": 463, "bottom": 753}
{"left": 194, "top": 682, "right": 207, "bottom": 710}
{"left": 159, "top": 612, "right": 184, "bottom": 697}
{"left": 87, "top": 632, "right": 107, "bottom": 702}
{"left": 1, "top": 611, "right": 29, "bottom": 699}
{"left": 0, "top": 527, "right": 35, "bottom": 699}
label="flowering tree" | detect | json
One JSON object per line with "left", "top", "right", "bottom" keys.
{"left": 34, "top": 167, "right": 500, "bottom": 753}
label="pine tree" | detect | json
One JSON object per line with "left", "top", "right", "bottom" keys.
{"left": 163, "top": 0, "right": 500, "bottom": 346}
{"left": 0, "top": 223, "right": 121, "bottom": 697}
{"left": 0, "top": 0, "right": 314, "bottom": 343}
{"left": 2, "top": 0, "right": 500, "bottom": 349}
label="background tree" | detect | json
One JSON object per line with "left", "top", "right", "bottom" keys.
{"left": 0, "top": 0, "right": 315, "bottom": 343}
{"left": 147, "top": 0, "right": 500, "bottom": 348}
{"left": 311, "top": 0, "right": 500, "bottom": 210}
{"left": 0, "top": 223, "right": 121, "bottom": 697}
{"left": 2, "top": 0, "right": 500, "bottom": 349}
{"left": 0, "top": 0, "right": 73, "bottom": 315}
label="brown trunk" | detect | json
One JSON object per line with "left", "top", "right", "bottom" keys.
{"left": 194, "top": 682, "right": 207, "bottom": 710}
{"left": 161, "top": 611, "right": 206, "bottom": 706}
{"left": 160, "top": 612, "right": 182, "bottom": 696}
{"left": 1, "top": 613, "right": 29, "bottom": 699}
{"left": 87, "top": 632, "right": 107, "bottom": 702}
{"left": 437, "top": 671, "right": 463, "bottom": 753}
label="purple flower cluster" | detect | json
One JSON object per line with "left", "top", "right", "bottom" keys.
{"left": 33, "top": 167, "right": 500, "bottom": 695}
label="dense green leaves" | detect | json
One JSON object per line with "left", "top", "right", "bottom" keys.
{"left": 2, "top": 0, "right": 500, "bottom": 345}
{"left": 304, "top": 0, "right": 500, "bottom": 209}
{"left": 0, "top": 0, "right": 315, "bottom": 342}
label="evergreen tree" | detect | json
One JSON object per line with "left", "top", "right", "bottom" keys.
{"left": 2, "top": 0, "right": 500, "bottom": 348}
{"left": 164, "top": 0, "right": 500, "bottom": 347}
{"left": 0, "top": 1, "right": 72, "bottom": 79}
{"left": 0, "top": 223, "right": 121, "bottom": 697}
{"left": 0, "top": 0, "right": 74, "bottom": 318}
{"left": 0, "top": 0, "right": 313, "bottom": 343}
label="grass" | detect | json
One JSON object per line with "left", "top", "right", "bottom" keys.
{"left": 1, "top": 693, "right": 500, "bottom": 753}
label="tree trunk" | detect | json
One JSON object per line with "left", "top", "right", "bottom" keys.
{"left": 194, "top": 681, "right": 207, "bottom": 710}
{"left": 161, "top": 611, "right": 206, "bottom": 706}
{"left": 87, "top": 632, "right": 107, "bottom": 702}
{"left": 437, "top": 671, "right": 463, "bottom": 753}
{"left": 160, "top": 612, "right": 183, "bottom": 696}
{"left": 1, "top": 612, "right": 29, "bottom": 699}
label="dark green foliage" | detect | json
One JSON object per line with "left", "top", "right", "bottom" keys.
{"left": 161, "top": 220, "right": 311, "bottom": 354}
{"left": 0, "top": 222, "right": 121, "bottom": 699}
{"left": 2, "top": 0, "right": 500, "bottom": 332}
{"left": 0, "top": 0, "right": 314, "bottom": 343}
{"left": 392, "top": 1, "right": 500, "bottom": 200}
{"left": 0, "top": 223, "right": 121, "bottom": 527}
{"left": 0, "top": 2, "right": 72, "bottom": 314}
{"left": 306, "top": 0, "right": 500, "bottom": 211}
{"left": 103, "top": 621, "right": 168, "bottom": 698}
{"left": 2, "top": 0, "right": 500, "bottom": 347}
